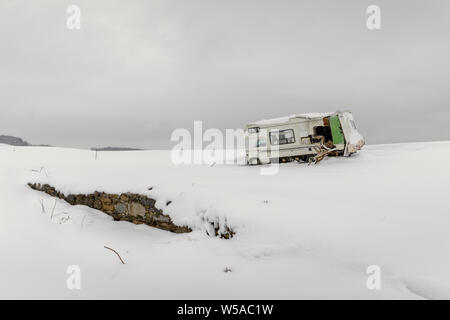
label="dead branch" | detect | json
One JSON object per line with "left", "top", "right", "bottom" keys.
{"left": 39, "top": 199, "right": 46, "bottom": 213}
{"left": 50, "top": 199, "right": 57, "bottom": 220}
{"left": 104, "top": 246, "right": 126, "bottom": 264}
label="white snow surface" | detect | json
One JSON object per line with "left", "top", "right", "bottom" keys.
{"left": 1, "top": 141, "right": 450, "bottom": 299}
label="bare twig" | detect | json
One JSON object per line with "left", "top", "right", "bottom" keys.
{"left": 39, "top": 199, "right": 46, "bottom": 213}
{"left": 104, "top": 246, "right": 126, "bottom": 264}
{"left": 30, "top": 166, "right": 48, "bottom": 177}
{"left": 50, "top": 199, "right": 57, "bottom": 220}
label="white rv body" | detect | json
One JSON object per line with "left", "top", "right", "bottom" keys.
{"left": 245, "top": 111, "right": 365, "bottom": 165}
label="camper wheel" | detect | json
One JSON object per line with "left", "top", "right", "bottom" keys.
{"left": 248, "top": 158, "right": 260, "bottom": 165}
{"left": 279, "top": 157, "right": 296, "bottom": 163}
{"left": 297, "top": 155, "right": 313, "bottom": 163}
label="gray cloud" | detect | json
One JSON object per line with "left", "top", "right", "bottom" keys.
{"left": 1, "top": 0, "right": 449, "bottom": 148}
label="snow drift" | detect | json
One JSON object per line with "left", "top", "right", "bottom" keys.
{"left": 0, "top": 141, "right": 449, "bottom": 299}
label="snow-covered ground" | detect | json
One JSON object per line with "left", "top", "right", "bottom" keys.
{"left": 1, "top": 141, "right": 449, "bottom": 299}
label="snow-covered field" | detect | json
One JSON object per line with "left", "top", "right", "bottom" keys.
{"left": 1, "top": 141, "right": 449, "bottom": 299}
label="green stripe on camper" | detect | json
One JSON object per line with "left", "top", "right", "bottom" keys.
{"left": 330, "top": 116, "right": 345, "bottom": 145}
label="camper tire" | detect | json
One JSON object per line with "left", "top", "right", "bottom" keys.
{"left": 296, "top": 155, "right": 313, "bottom": 163}
{"left": 248, "top": 158, "right": 261, "bottom": 166}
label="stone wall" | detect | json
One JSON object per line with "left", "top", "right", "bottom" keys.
{"left": 28, "top": 183, "right": 234, "bottom": 238}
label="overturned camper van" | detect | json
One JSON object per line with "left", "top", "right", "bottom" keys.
{"left": 245, "top": 111, "right": 365, "bottom": 165}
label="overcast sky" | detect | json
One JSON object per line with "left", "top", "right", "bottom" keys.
{"left": 1, "top": 0, "right": 449, "bottom": 148}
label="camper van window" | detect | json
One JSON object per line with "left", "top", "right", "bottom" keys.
{"left": 248, "top": 127, "right": 260, "bottom": 133}
{"left": 256, "top": 138, "right": 266, "bottom": 148}
{"left": 270, "top": 129, "right": 295, "bottom": 145}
